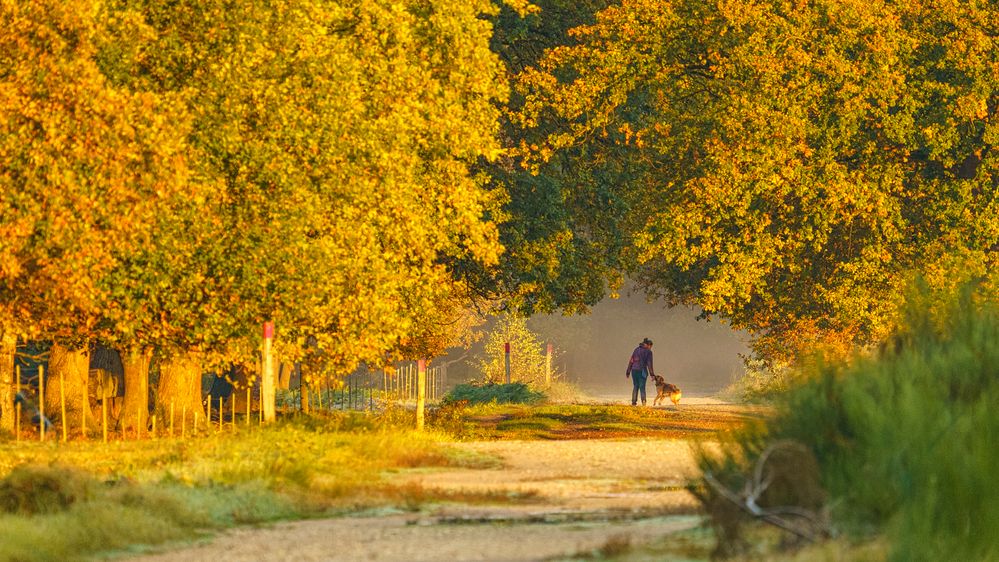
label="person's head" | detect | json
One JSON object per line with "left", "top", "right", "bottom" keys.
{"left": 642, "top": 338, "right": 653, "bottom": 348}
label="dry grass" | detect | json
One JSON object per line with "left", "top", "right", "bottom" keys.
{"left": 0, "top": 414, "right": 497, "bottom": 561}
{"left": 452, "top": 403, "right": 764, "bottom": 441}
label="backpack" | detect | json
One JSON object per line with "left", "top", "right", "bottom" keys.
{"left": 629, "top": 349, "right": 642, "bottom": 370}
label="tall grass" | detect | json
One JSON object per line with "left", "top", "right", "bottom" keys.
{"left": 0, "top": 414, "right": 461, "bottom": 561}
{"left": 698, "top": 290, "right": 999, "bottom": 561}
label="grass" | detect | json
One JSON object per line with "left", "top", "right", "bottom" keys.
{"left": 0, "top": 390, "right": 761, "bottom": 561}
{"left": 0, "top": 412, "right": 497, "bottom": 561}
{"left": 696, "top": 289, "right": 999, "bottom": 561}
{"left": 444, "top": 382, "right": 546, "bottom": 405}
{"left": 437, "top": 403, "right": 761, "bottom": 441}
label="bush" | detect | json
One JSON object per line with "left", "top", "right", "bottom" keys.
{"left": 698, "top": 290, "right": 999, "bottom": 560}
{"left": 721, "top": 357, "right": 792, "bottom": 403}
{"left": 444, "top": 382, "right": 545, "bottom": 405}
{"left": 0, "top": 465, "right": 96, "bottom": 515}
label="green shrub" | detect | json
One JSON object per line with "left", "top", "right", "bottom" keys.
{"left": 698, "top": 290, "right": 999, "bottom": 561}
{"left": 0, "top": 465, "right": 96, "bottom": 515}
{"left": 444, "top": 382, "right": 545, "bottom": 405}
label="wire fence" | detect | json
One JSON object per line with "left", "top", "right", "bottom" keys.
{"left": 6, "top": 349, "right": 452, "bottom": 441}
{"left": 280, "top": 363, "right": 447, "bottom": 412}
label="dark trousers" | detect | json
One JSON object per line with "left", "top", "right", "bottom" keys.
{"left": 631, "top": 370, "right": 648, "bottom": 405}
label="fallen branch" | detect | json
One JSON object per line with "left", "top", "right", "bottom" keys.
{"left": 703, "top": 440, "right": 829, "bottom": 542}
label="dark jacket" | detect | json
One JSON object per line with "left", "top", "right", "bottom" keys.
{"left": 626, "top": 345, "right": 654, "bottom": 377}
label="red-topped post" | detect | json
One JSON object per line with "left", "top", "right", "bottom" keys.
{"left": 545, "top": 343, "right": 553, "bottom": 388}
{"left": 262, "top": 321, "right": 276, "bottom": 423}
{"left": 504, "top": 342, "right": 511, "bottom": 384}
{"left": 416, "top": 359, "right": 427, "bottom": 431}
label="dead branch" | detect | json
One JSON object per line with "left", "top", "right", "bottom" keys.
{"left": 703, "top": 440, "right": 829, "bottom": 543}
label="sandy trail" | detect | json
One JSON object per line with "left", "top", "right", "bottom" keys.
{"left": 128, "top": 403, "right": 744, "bottom": 562}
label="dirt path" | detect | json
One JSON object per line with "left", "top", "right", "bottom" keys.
{"left": 128, "top": 402, "right": 749, "bottom": 562}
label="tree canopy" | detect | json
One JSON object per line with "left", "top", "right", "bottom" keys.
{"left": 514, "top": 0, "right": 999, "bottom": 362}
{"left": 1, "top": 0, "right": 515, "bottom": 432}
{"left": 3, "top": 0, "right": 997, "bottom": 413}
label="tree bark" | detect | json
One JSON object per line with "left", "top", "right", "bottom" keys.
{"left": 278, "top": 362, "right": 292, "bottom": 389}
{"left": 156, "top": 351, "right": 204, "bottom": 430}
{"left": 300, "top": 368, "right": 310, "bottom": 413}
{"left": 0, "top": 331, "right": 15, "bottom": 433}
{"left": 228, "top": 364, "right": 254, "bottom": 420}
{"left": 47, "top": 342, "right": 93, "bottom": 435}
{"left": 120, "top": 347, "right": 152, "bottom": 433}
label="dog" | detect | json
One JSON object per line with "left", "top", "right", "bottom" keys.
{"left": 649, "top": 374, "right": 681, "bottom": 407}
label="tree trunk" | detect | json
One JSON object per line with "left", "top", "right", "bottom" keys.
{"left": 0, "top": 331, "right": 15, "bottom": 433}
{"left": 156, "top": 351, "right": 204, "bottom": 431}
{"left": 300, "top": 368, "right": 310, "bottom": 413}
{"left": 228, "top": 365, "right": 254, "bottom": 421}
{"left": 120, "top": 347, "right": 151, "bottom": 433}
{"left": 47, "top": 343, "right": 93, "bottom": 435}
{"left": 278, "top": 362, "right": 292, "bottom": 389}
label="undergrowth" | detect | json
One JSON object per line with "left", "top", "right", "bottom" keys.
{"left": 444, "top": 382, "right": 545, "bottom": 405}
{"left": 430, "top": 402, "right": 754, "bottom": 441}
{"left": 697, "top": 288, "right": 999, "bottom": 561}
{"left": 0, "top": 414, "right": 466, "bottom": 561}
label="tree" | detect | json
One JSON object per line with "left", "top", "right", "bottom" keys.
{"left": 514, "top": 0, "right": 999, "bottom": 364}
{"left": 475, "top": 314, "right": 554, "bottom": 385}
{"left": 454, "top": 0, "right": 628, "bottom": 316}
{"left": 0, "top": 0, "right": 189, "bottom": 431}
{"left": 92, "top": 0, "right": 511, "bottom": 415}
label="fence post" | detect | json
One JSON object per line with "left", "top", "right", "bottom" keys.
{"left": 504, "top": 342, "right": 511, "bottom": 384}
{"left": 546, "top": 343, "right": 553, "bottom": 388}
{"left": 59, "top": 369, "right": 67, "bottom": 442}
{"left": 14, "top": 365, "right": 20, "bottom": 442}
{"left": 416, "top": 360, "right": 426, "bottom": 431}
{"left": 103, "top": 396, "right": 108, "bottom": 443}
{"left": 262, "top": 322, "right": 276, "bottom": 422}
{"left": 81, "top": 371, "right": 86, "bottom": 438}
{"left": 38, "top": 364, "right": 45, "bottom": 441}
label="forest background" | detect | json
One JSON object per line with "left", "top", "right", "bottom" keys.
{"left": 1, "top": 0, "right": 996, "bottom": 435}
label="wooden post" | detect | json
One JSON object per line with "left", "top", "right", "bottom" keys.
{"left": 261, "top": 322, "right": 276, "bottom": 423}
{"left": 302, "top": 375, "right": 309, "bottom": 413}
{"left": 102, "top": 396, "right": 107, "bottom": 443}
{"left": 38, "top": 364, "right": 45, "bottom": 441}
{"left": 416, "top": 359, "right": 426, "bottom": 431}
{"left": 81, "top": 372, "right": 87, "bottom": 438}
{"left": 230, "top": 394, "right": 235, "bottom": 431}
{"left": 546, "top": 343, "right": 553, "bottom": 388}
{"left": 182, "top": 405, "right": 187, "bottom": 439}
{"left": 170, "top": 400, "right": 175, "bottom": 438}
{"left": 246, "top": 385, "right": 251, "bottom": 426}
{"left": 151, "top": 414, "right": 156, "bottom": 437}
{"left": 218, "top": 396, "right": 223, "bottom": 432}
{"left": 504, "top": 342, "right": 511, "bottom": 384}
{"left": 14, "top": 365, "right": 20, "bottom": 442}
{"left": 60, "top": 369, "right": 67, "bottom": 442}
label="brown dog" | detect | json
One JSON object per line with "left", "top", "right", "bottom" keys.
{"left": 650, "top": 374, "right": 681, "bottom": 407}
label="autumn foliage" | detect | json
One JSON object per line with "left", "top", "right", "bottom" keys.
{"left": 0, "top": 0, "right": 509, "bottom": 431}
{"left": 2, "top": 0, "right": 998, "bottom": 433}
